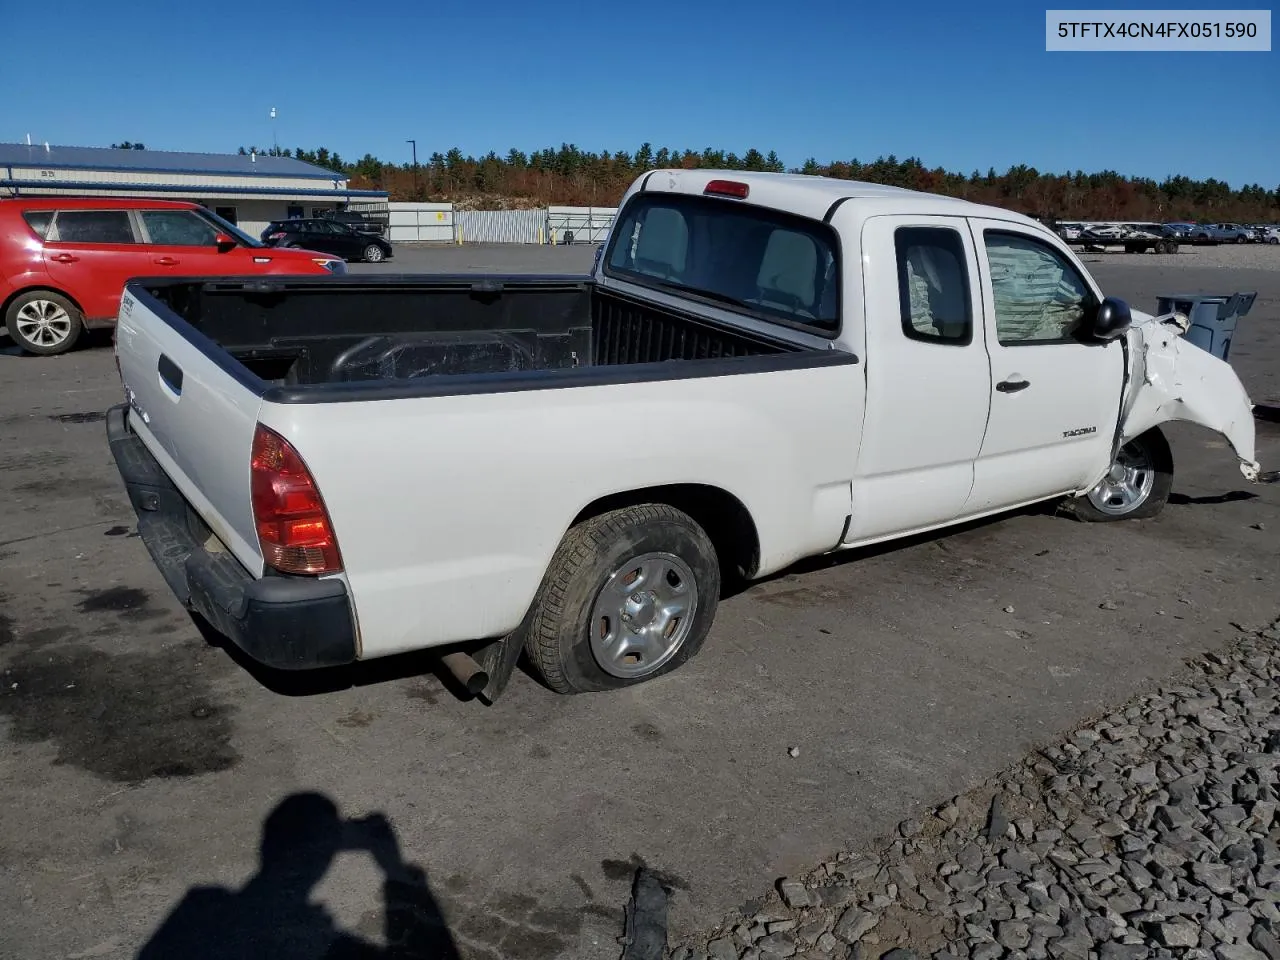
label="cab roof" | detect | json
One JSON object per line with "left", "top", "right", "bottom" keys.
{"left": 635, "top": 169, "right": 1041, "bottom": 228}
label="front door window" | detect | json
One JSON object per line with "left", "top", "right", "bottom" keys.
{"left": 984, "top": 232, "right": 1094, "bottom": 344}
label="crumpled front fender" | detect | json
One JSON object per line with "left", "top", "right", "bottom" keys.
{"left": 1120, "top": 311, "right": 1269, "bottom": 482}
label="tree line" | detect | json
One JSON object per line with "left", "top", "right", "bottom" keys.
{"left": 236, "top": 141, "right": 1280, "bottom": 221}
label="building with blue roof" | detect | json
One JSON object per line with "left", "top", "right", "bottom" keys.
{"left": 0, "top": 142, "right": 388, "bottom": 238}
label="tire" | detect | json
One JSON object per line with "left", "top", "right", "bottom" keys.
{"left": 1268, "top": 237, "right": 1279, "bottom": 245}
{"left": 5, "top": 290, "right": 84, "bottom": 356}
{"left": 523, "top": 504, "right": 721, "bottom": 694}
{"left": 1066, "top": 428, "right": 1174, "bottom": 522}
{"left": 363, "top": 244, "right": 385, "bottom": 263}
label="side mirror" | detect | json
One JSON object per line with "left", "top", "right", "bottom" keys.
{"left": 214, "top": 233, "right": 237, "bottom": 252}
{"left": 1089, "top": 296, "right": 1132, "bottom": 340}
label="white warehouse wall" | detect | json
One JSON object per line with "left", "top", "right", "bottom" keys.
{"left": 192, "top": 199, "right": 350, "bottom": 239}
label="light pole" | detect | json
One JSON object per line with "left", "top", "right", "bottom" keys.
{"left": 406, "top": 139, "right": 419, "bottom": 199}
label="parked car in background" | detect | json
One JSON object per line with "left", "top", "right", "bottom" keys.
{"left": 261, "top": 219, "right": 394, "bottom": 263}
{"left": 1189, "top": 223, "right": 1253, "bottom": 243}
{"left": 318, "top": 210, "right": 386, "bottom": 236}
{"left": 1260, "top": 225, "right": 1280, "bottom": 244}
{"left": 0, "top": 197, "right": 346, "bottom": 356}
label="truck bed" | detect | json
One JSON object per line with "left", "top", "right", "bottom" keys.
{"left": 137, "top": 276, "right": 802, "bottom": 398}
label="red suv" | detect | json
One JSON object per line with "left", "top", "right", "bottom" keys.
{"left": 1, "top": 197, "right": 347, "bottom": 356}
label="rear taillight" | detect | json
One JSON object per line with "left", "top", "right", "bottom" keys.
{"left": 250, "top": 424, "right": 342, "bottom": 575}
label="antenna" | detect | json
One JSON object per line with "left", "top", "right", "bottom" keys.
{"left": 269, "top": 106, "right": 278, "bottom": 154}
{"left": 25, "top": 133, "right": 31, "bottom": 146}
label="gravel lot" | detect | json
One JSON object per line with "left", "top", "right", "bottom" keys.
{"left": 1072, "top": 245, "right": 1280, "bottom": 273}
{"left": 675, "top": 617, "right": 1280, "bottom": 960}
{"left": 0, "top": 243, "right": 1277, "bottom": 960}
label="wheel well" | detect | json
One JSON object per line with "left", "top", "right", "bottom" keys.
{"left": 571, "top": 484, "right": 761, "bottom": 582}
{"left": 2, "top": 285, "right": 84, "bottom": 321}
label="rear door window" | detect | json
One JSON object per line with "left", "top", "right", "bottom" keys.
{"left": 895, "top": 227, "right": 972, "bottom": 344}
{"left": 603, "top": 193, "right": 840, "bottom": 334}
{"left": 22, "top": 211, "right": 54, "bottom": 239}
{"left": 51, "top": 210, "right": 137, "bottom": 244}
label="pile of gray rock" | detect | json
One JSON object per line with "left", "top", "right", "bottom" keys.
{"left": 672, "top": 619, "right": 1280, "bottom": 960}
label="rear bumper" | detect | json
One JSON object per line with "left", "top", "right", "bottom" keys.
{"left": 106, "top": 403, "right": 357, "bottom": 670}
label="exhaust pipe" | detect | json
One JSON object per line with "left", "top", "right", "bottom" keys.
{"left": 441, "top": 651, "right": 489, "bottom": 696}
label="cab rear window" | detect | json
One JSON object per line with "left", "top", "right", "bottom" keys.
{"left": 603, "top": 193, "right": 840, "bottom": 334}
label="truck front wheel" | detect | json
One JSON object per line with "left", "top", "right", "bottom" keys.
{"left": 1067, "top": 428, "right": 1174, "bottom": 522}
{"left": 523, "top": 504, "right": 721, "bottom": 694}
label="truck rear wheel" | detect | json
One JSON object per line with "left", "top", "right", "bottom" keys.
{"left": 1067, "top": 428, "right": 1173, "bottom": 522}
{"left": 523, "top": 504, "right": 720, "bottom": 694}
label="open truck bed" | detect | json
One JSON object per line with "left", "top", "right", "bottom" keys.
{"left": 138, "top": 274, "right": 806, "bottom": 399}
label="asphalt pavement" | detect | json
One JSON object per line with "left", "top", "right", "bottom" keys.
{"left": 0, "top": 245, "right": 1277, "bottom": 960}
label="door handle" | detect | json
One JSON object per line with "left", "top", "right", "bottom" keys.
{"left": 153, "top": 257, "right": 180, "bottom": 266}
{"left": 50, "top": 253, "right": 79, "bottom": 263}
{"left": 996, "top": 378, "right": 1031, "bottom": 393}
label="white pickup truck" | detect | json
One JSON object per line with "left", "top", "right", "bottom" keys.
{"left": 107, "top": 170, "right": 1272, "bottom": 702}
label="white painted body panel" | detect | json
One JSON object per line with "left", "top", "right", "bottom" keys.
{"left": 114, "top": 170, "right": 1268, "bottom": 662}
{"left": 114, "top": 289, "right": 265, "bottom": 576}
{"left": 964, "top": 216, "right": 1125, "bottom": 511}
{"left": 847, "top": 213, "right": 991, "bottom": 540}
{"left": 1120, "top": 309, "right": 1260, "bottom": 479}
{"left": 257, "top": 365, "right": 859, "bottom": 658}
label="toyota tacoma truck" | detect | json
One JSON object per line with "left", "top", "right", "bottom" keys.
{"left": 106, "top": 170, "right": 1273, "bottom": 702}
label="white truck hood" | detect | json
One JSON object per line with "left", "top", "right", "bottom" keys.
{"left": 1119, "top": 308, "right": 1272, "bottom": 483}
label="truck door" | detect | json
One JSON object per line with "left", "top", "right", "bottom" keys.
{"left": 963, "top": 220, "right": 1124, "bottom": 512}
{"left": 846, "top": 215, "right": 992, "bottom": 541}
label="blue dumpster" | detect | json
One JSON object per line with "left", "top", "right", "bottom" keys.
{"left": 1155, "top": 292, "right": 1256, "bottom": 361}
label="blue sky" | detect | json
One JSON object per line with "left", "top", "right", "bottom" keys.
{"left": 3, "top": 0, "right": 1276, "bottom": 188}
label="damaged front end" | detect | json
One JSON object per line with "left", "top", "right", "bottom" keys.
{"left": 1119, "top": 310, "right": 1277, "bottom": 484}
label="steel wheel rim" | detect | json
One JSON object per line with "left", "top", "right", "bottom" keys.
{"left": 15, "top": 299, "right": 72, "bottom": 347}
{"left": 589, "top": 551, "right": 698, "bottom": 679}
{"left": 1086, "top": 442, "right": 1156, "bottom": 515}
{"left": 366, "top": 246, "right": 383, "bottom": 262}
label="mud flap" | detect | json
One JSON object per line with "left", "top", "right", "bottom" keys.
{"left": 1120, "top": 314, "right": 1276, "bottom": 484}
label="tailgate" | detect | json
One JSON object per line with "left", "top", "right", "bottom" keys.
{"left": 114, "top": 284, "right": 265, "bottom": 576}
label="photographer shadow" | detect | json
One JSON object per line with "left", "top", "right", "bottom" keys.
{"left": 136, "top": 792, "right": 459, "bottom": 960}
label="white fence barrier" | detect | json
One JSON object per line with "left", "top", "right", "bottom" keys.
{"left": 546, "top": 206, "right": 617, "bottom": 244}
{"left": 456, "top": 209, "right": 545, "bottom": 245}
{"left": 388, "top": 203, "right": 455, "bottom": 242}
{"left": 385, "top": 203, "right": 619, "bottom": 244}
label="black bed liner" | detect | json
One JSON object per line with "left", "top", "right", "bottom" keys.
{"left": 131, "top": 275, "right": 856, "bottom": 405}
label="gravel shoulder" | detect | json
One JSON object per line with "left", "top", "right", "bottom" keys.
{"left": 676, "top": 617, "right": 1280, "bottom": 960}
